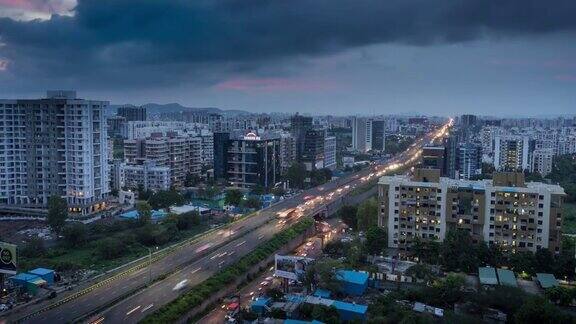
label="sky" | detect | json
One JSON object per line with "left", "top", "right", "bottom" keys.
{"left": 0, "top": 0, "right": 575, "bottom": 116}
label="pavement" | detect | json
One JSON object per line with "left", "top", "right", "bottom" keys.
{"left": 7, "top": 122, "right": 450, "bottom": 324}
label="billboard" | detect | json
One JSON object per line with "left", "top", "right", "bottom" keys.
{"left": 274, "top": 255, "right": 313, "bottom": 281}
{"left": 0, "top": 242, "right": 17, "bottom": 275}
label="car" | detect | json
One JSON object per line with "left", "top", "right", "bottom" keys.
{"left": 173, "top": 279, "right": 189, "bottom": 291}
{"left": 0, "top": 304, "right": 8, "bottom": 312}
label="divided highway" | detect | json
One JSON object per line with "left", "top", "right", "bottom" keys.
{"left": 10, "top": 121, "right": 450, "bottom": 324}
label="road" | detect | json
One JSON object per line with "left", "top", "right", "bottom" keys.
{"left": 11, "top": 121, "right": 450, "bottom": 324}
{"left": 199, "top": 218, "right": 344, "bottom": 324}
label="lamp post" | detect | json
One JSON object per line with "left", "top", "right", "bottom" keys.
{"left": 148, "top": 246, "right": 158, "bottom": 285}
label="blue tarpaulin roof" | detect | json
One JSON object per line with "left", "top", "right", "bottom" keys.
{"left": 313, "top": 289, "right": 332, "bottom": 298}
{"left": 332, "top": 300, "right": 368, "bottom": 314}
{"left": 252, "top": 297, "right": 271, "bottom": 307}
{"left": 29, "top": 268, "right": 54, "bottom": 276}
{"left": 10, "top": 273, "right": 39, "bottom": 281}
{"left": 336, "top": 270, "right": 369, "bottom": 285}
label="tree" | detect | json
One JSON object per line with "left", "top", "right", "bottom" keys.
{"left": 405, "top": 264, "right": 436, "bottom": 283}
{"left": 96, "top": 237, "right": 125, "bottom": 260}
{"left": 47, "top": 195, "right": 68, "bottom": 234}
{"left": 365, "top": 227, "right": 387, "bottom": 255}
{"left": 440, "top": 229, "right": 481, "bottom": 272}
{"left": 242, "top": 196, "right": 262, "bottom": 209}
{"left": 310, "top": 168, "right": 333, "bottom": 186}
{"left": 136, "top": 202, "right": 153, "bottom": 225}
{"left": 62, "top": 223, "right": 88, "bottom": 247}
{"left": 224, "top": 189, "right": 243, "bottom": 206}
{"left": 176, "top": 211, "right": 201, "bottom": 230}
{"left": 545, "top": 286, "right": 574, "bottom": 306}
{"left": 286, "top": 162, "right": 306, "bottom": 189}
{"left": 304, "top": 258, "right": 344, "bottom": 293}
{"left": 515, "top": 296, "right": 572, "bottom": 324}
{"left": 356, "top": 197, "right": 378, "bottom": 231}
{"left": 271, "top": 186, "right": 285, "bottom": 197}
{"left": 338, "top": 205, "right": 357, "bottom": 229}
{"left": 149, "top": 190, "right": 184, "bottom": 209}
{"left": 251, "top": 185, "right": 265, "bottom": 195}
{"left": 184, "top": 172, "right": 200, "bottom": 187}
{"left": 20, "top": 238, "right": 46, "bottom": 258}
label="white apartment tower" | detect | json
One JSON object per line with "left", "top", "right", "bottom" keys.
{"left": 0, "top": 91, "right": 109, "bottom": 215}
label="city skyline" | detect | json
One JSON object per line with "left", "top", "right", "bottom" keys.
{"left": 1, "top": 1, "right": 575, "bottom": 116}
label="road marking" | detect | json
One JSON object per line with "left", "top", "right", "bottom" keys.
{"left": 141, "top": 304, "right": 154, "bottom": 313}
{"left": 191, "top": 267, "right": 201, "bottom": 274}
{"left": 126, "top": 305, "right": 141, "bottom": 316}
{"left": 235, "top": 241, "right": 246, "bottom": 247}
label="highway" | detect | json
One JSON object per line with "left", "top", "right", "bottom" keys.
{"left": 12, "top": 121, "right": 450, "bottom": 324}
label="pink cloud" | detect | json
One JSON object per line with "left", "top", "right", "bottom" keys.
{"left": 0, "top": 0, "right": 75, "bottom": 19}
{"left": 0, "top": 59, "right": 8, "bottom": 71}
{"left": 554, "top": 74, "right": 576, "bottom": 82}
{"left": 215, "top": 77, "right": 338, "bottom": 92}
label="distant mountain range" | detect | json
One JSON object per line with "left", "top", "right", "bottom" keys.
{"left": 108, "top": 103, "right": 250, "bottom": 116}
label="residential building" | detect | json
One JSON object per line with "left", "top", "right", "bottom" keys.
{"left": 121, "top": 160, "right": 171, "bottom": 192}
{"left": 0, "top": 91, "right": 109, "bottom": 215}
{"left": 324, "top": 136, "right": 337, "bottom": 170}
{"left": 458, "top": 143, "right": 482, "bottom": 180}
{"left": 531, "top": 148, "right": 554, "bottom": 177}
{"left": 199, "top": 129, "right": 214, "bottom": 167}
{"left": 117, "top": 105, "right": 146, "bottom": 121}
{"left": 378, "top": 169, "right": 565, "bottom": 254}
{"left": 213, "top": 131, "right": 281, "bottom": 189}
{"left": 352, "top": 117, "right": 372, "bottom": 152}
{"left": 493, "top": 135, "right": 534, "bottom": 172}
{"left": 124, "top": 133, "right": 201, "bottom": 188}
{"left": 107, "top": 115, "right": 126, "bottom": 138}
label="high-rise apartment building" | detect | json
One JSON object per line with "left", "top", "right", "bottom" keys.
{"left": 124, "top": 134, "right": 201, "bottom": 187}
{"left": 279, "top": 132, "right": 297, "bottom": 174}
{"left": 352, "top": 117, "right": 372, "bottom": 153}
{"left": 458, "top": 143, "right": 482, "bottom": 180}
{"left": 117, "top": 105, "right": 147, "bottom": 122}
{"left": 493, "top": 135, "right": 535, "bottom": 171}
{"left": 531, "top": 148, "right": 554, "bottom": 177}
{"left": 120, "top": 160, "right": 171, "bottom": 192}
{"left": 0, "top": 91, "right": 109, "bottom": 215}
{"left": 378, "top": 169, "right": 565, "bottom": 255}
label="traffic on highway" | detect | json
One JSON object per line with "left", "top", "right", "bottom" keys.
{"left": 13, "top": 120, "right": 451, "bottom": 324}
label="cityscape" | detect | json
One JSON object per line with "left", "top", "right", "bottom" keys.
{"left": 1, "top": 1, "right": 576, "bottom": 324}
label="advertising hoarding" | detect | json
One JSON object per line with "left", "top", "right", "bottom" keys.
{"left": 274, "top": 254, "right": 313, "bottom": 281}
{"left": 0, "top": 242, "right": 17, "bottom": 275}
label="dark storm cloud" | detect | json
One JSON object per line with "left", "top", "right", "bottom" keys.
{"left": 1, "top": 0, "right": 576, "bottom": 90}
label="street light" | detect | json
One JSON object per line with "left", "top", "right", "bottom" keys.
{"left": 148, "top": 246, "right": 158, "bottom": 285}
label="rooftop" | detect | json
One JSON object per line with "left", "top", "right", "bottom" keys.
{"left": 479, "top": 267, "right": 498, "bottom": 285}
{"left": 28, "top": 268, "right": 54, "bottom": 276}
{"left": 536, "top": 273, "right": 559, "bottom": 289}
{"left": 496, "top": 268, "right": 517, "bottom": 287}
{"left": 336, "top": 270, "right": 369, "bottom": 285}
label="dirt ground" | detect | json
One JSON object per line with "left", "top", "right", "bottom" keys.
{"left": 0, "top": 220, "right": 51, "bottom": 245}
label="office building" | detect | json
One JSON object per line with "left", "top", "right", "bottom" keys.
{"left": 0, "top": 91, "right": 109, "bottom": 215}
{"left": 378, "top": 169, "right": 565, "bottom": 254}
{"left": 213, "top": 131, "right": 281, "bottom": 189}
{"left": 324, "top": 136, "right": 337, "bottom": 170}
{"left": 290, "top": 113, "right": 313, "bottom": 158}
{"left": 117, "top": 105, "right": 146, "bottom": 122}
{"left": 371, "top": 120, "right": 386, "bottom": 152}
{"left": 493, "top": 135, "right": 534, "bottom": 171}
{"left": 460, "top": 114, "right": 478, "bottom": 127}
{"left": 302, "top": 129, "right": 325, "bottom": 171}
{"left": 352, "top": 117, "right": 372, "bottom": 153}
{"left": 107, "top": 115, "right": 126, "bottom": 138}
